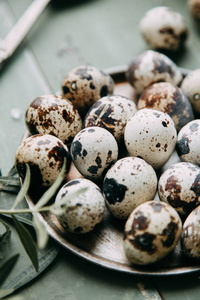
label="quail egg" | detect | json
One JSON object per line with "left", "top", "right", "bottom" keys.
{"left": 54, "top": 178, "right": 105, "bottom": 233}
{"left": 103, "top": 157, "right": 157, "bottom": 219}
{"left": 15, "top": 134, "right": 71, "bottom": 187}
{"left": 25, "top": 94, "right": 82, "bottom": 147}
{"left": 188, "top": 0, "right": 200, "bottom": 22}
{"left": 70, "top": 127, "right": 118, "bottom": 180}
{"left": 124, "top": 108, "right": 177, "bottom": 170}
{"left": 158, "top": 162, "right": 200, "bottom": 215}
{"left": 139, "top": 6, "right": 188, "bottom": 51}
{"left": 83, "top": 95, "right": 137, "bottom": 144}
{"left": 180, "top": 69, "right": 200, "bottom": 114}
{"left": 123, "top": 200, "right": 182, "bottom": 265}
{"left": 127, "top": 50, "right": 183, "bottom": 95}
{"left": 62, "top": 65, "right": 114, "bottom": 116}
{"left": 176, "top": 119, "right": 200, "bottom": 166}
{"left": 137, "top": 82, "right": 194, "bottom": 131}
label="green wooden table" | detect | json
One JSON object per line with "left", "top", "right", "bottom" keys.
{"left": 1, "top": 0, "right": 200, "bottom": 299}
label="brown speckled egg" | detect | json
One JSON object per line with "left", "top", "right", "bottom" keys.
{"left": 25, "top": 94, "right": 82, "bottom": 147}
{"left": 103, "top": 157, "right": 157, "bottom": 219}
{"left": 158, "top": 162, "right": 200, "bottom": 215}
{"left": 123, "top": 200, "right": 182, "bottom": 265}
{"left": 15, "top": 134, "right": 71, "bottom": 187}
{"left": 188, "top": 0, "right": 200, "bottom": 22}
{"left": 70, "top": 127, "right": 118, "bottom": 181}
{"left": 55, "top": 178, "right": 105, "bottom": 233}
{"left": 62, "top": 65, "right": 114, "bottom": 116}
{"left": 180, "top": 69, "right": 200, "bottom": 114}
{"left": 137, "top": 82, "right": 194, "bottom": 131}
{"left": 124, "top": 109, "right": 177, "bottom": 170}
{"left": 182, "top": 205, "right": 200, "bottom": 259}
{"left": 127, "top": 50, "right": 183, "bottom": 95}
{"left": 176, "top": 119, "right": 200, "bottom": 166}
{"left": 83, "top": 95, "right": 137, "bottom": 144}
{"left": 139, "top": 6, "right": 188, "bottom": 51}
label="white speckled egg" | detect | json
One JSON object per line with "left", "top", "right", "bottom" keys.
{"left": 15, "top": 134, "right": 71, "bottom": 187}
{"left": 62, "top": 65, "right": 114, "bottom": 116}
{"left": 176, "top": 119, "right": 200, "bottom": 166}
{"left": 54, "top": 178, "right": 105, "bottom": 233}
{"left": 83, "top": 95, "right": 137, "bottom": 144}
{"left": 70, "top": 127, "right": 118, "bottom": 180}
{"left": 180, "top": 69, "right": 200, "bottom": 114}
{"left": 158, "top": 162, "right": 200, "bottom": 215}
{"left": 182, "top": 205, "right": 200, "bottom": 259}
{"left": 123, "top": 200, "right": 182, "bottom": 265}
{"left": 127, "top": 50, "right": 183, "bottom": 95}
{"left": 103, "top": 157, "right": 157, "bottom": 219}
{"left": 139, "top": 6, "right": 188, "bottom": 51}
{"left": 138, "top": 82, "right": 194, "bottom": 131}
{"left": 25, "top": 94, "right": 82, "bottom": 147}
{"left": 124, "top": 109, "right": 177, "bottom": 170}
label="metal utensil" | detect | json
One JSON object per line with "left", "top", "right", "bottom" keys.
{"left": 0, "top": 0, "right": 51, "bottom": 70}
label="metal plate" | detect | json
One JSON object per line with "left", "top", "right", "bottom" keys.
{"left": 25, "top": 66, "right": 200, "bottom": 276}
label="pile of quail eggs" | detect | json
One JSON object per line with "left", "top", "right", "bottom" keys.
{"left": 14, "top": 4, "right": 200, "bottom": 267}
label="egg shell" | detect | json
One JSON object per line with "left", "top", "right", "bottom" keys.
{"left": 176, "top": 119, "right": 200, "bottom": 166}
{"left": 70, "top": 127, "right": 118, "bottom": 180}
{"left": 54, "top": 178, "right": 105, "bottom": 233}
{"left": 182, "top": 205, "right": 200, "bottom": 259}
{"left": 127, "top": 50, "right": 183, "bottom": 95}
{"left": 137, "top": 82, "right": 194, "bottom": 131}
{"left": 62, "top": 65, "right": 114, "bottom": 116}
{"left": 25, "top": 94, "right": 82, "bottom": 147}
{"left": 158, "top": 162, "right": 200, "bottom": 215}
{"left": 123, "top": 200, "right": 182, "bottom": 265}
{"left": 15, "top": 134, "right": 71, "bottom": 187}
{"left": 103, "top": 157, "right": 157, "bottom": 219}
{"left": 188, "top": 0, "right": 200, "bottom": 22}
{"left": 139, "top": 6, "right": 188, "bottom": 51}
{"left": 124, "top": 108, "right": 177, "bottom": 170}
{"left": 83, "top": 94, "right": 137, "bottom": 144}
{"left": 180, "top": 69, "right": 200, "bottom": 114}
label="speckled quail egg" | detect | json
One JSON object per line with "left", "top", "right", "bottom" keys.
{"left": 188, "top": 0, "right": 200, "bottom": 22}
{"left": 182, "top": 204, "right": 200, "bottom": 259}
{"left": 103, "top": 157, "right": 157, "bottom": 219}
{"left": 158, "top": 162, "right": 200, "bottom": 215}
{"left": 139, "top": 6, "right": 188, "bottom": 51}
{"left": 176, "top": 119, "right": 200, "bottom": 166}
{"left": 83, "top": 95, "right": 137, "bottom": 144}
{"left": 127, "top": 50, "right": 183, "bottom": 95}
{"left": 15, "top": 134, "right": 71, "bottom": 187}
{"left": 137, "top": 82, "right": 194, "bottom": 131}
{"left": 62, "top": 65, "right": 115, "bottom": 116}
{"left": 123, "top": 200, "right": 182, "bottom": 265}
{"left": 25, "top": 94, "right": 82, "bottom": 147}
{"left": 54, "top": 178, "right": 105, "bottom": 233}
{"left": 124, "top": 109, "right": 177, "bottom": 170}
{"left": 70, "top": 127, "right": 118, "bottom": 180}
{"left": 180, "top": 69, "right": 200, "bottom": 114}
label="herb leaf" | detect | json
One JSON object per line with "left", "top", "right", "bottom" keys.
{"left": 0, "top": 254, "right": 19, "bottom": 285}
{"left": 33, "top": 214, "right": 48, "bottom": 249}
{"left": 0, "top": 220, "right": 11, "bottom": 261}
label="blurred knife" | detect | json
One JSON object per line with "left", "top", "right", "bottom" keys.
{"left": 0, "top": 0, "right": 51, "bottom": 71}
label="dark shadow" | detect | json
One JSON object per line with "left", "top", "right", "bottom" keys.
{"left": 50, "top": 0, "right": 97, "bottom": 10}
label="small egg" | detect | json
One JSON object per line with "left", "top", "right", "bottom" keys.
{"left": 15, "top": 134, "right": 71, "bottom": 187}
{"left": 180, "top": 69, "right": 200, "bottom": 114}
{"left": 188, "top": 0, "right": 200, "bottom": 22}
{"left": 62, "top": 65, "right": 114, "bottom": 116}
{"left": 139, "top": 6, "right": 188, "bottom": 51}
{"left": 124, "top": 108, "right": 177, "bottom": 170}
{"left": 127, "top": 50, "right": 183, "bottom": 95}
{"left": 103, "top": 157, "right": 157, "bottom": 219}
{"left": 158, "top": 162, "right": 200, "bottom": 215}
{"left": 54, "top": 178, "right": 105, "bottom": 233}
{"left": 137, "top": 82, "right": 194, "bottom": 131}
{"left": 176, "top": 119, "right": 200, "bottom": 166}
{"left": 70, "top": 127, "right": 118, "bottom": 180}
{"left": 123, "top": 200, "right": 182, "bottom": 265}
{"left": 182, "top": 205, "right": 200, "bottom": 259}
{"left": 25, "top": 94, "right": 82, "bottom": 147}
{"left": 83, "top": 95, "right": 137, "bottom": 144}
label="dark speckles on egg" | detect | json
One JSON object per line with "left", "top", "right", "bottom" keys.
{"left": 103, "top": 177, "right": 128, "bottom": 205}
